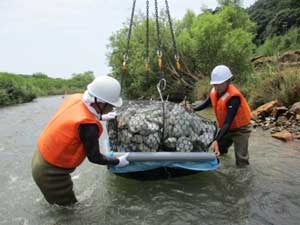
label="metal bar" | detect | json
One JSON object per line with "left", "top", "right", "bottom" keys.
{"left": 112, "top": 152, "right": 216, "bottom": 162}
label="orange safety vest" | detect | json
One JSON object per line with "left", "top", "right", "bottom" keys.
{"left": 37, "top": 94, "right": 103, "bottom": 168}
{"left": 210, "top": 84, "right": 251, "bottom": 130}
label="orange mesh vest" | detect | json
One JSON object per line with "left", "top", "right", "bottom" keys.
{"left": 37, "top": 94, "right": 103, "bottom": 168}
{"left": 210, "top": 84, "right": 251, "bottom": 129}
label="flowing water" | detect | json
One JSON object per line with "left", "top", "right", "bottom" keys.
{"left": 0, "top": 96, "right": 299, "bottom": 225}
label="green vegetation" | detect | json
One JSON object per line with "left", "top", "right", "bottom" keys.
{"left": 107, "top": 0, "right": 300, "bottom": 109}
{"left": 245, "top": 0, "right": 300, "bottom": 108}
{"left": 108, "top": 6, "right": 255, "bottom": 101}
{"left": 247, "top": 0, "right": 300, "bottom": 45}
{"left": 108, "top": 12, "right": 174, "bottom": 99}
{"left": 256, "top": 27, "right": 300, "bottom": 56}
{"left": 177, "top": 6, "right": 255, "bottom": 81}
{"left": 2, "top": 0, "right": 300, "bottom": 109}
{"left": 245, "top": 66, "right": 300, "bottom": 108}
{"left": 0, "top": 73, "right": 36, "bottom": 106}
{"left": 0, "top": 71, "right": 94, "bottom": 106}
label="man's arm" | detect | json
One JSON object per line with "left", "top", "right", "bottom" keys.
{"left": 214, "top": 96, "right": 240, "bottom": 141}
{"left": 193, "top": 96, "right": 211, "bottom": 111}
{"left": 210, "top": 96, "right": 240, "bottom": 156}
{"left": 79, "top": 124, "right": 119, "bottom": 165}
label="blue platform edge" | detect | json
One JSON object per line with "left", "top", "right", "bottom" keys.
{"left": 107, "top": 151, "right": 219, "bottom": 173}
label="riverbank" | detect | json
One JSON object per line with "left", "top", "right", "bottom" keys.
{"left": 251, "top": 100, "right": 300, "bottom": 142}
{"left": 0, "top": 71, "right": 93, "bottom": 107}
{"left": 193, "top": 103, "right": 300, "bottom": 143}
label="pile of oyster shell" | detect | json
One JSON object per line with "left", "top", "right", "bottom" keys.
{"left": 107, "top": 101, "right": 216, "bottom": 152}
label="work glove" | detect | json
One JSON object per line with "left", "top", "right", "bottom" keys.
{"left": 192, "top": 102, "right": 202, "bottom": 111}
{"left": 116, "top": 153, "right": 130, "bottom": 167}
{"left": 101, "top": 112, "right": 117, "bottom": 121}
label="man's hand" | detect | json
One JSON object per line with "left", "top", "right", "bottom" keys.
{"left": 101, "top": 112, "right": 117, "bottom": 121}
{"left": 211, "top": 140, "right": 220, "bottom": 156}
{"left": 179, "top": 100, "right": 193, "bottom": 112}
{"left": 116, "top": 153, "right": 130, "bottom": 167}
{"left": 192, "top": 102, "right": 200, "bottom": 110}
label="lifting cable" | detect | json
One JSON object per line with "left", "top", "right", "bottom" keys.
{"left": 145, "top": 0, "right": 150, "bottom": 76}
{"left": 165, "top": 0, "right": 181, "bottom": 71}
{"left": 119, "top": 0, "right": 181, "bottom": 150}
{"left": 121, "top": 0, "right": 136, "bottom": 88}
{"left": 157, "top": 78, "right": 167, "bottom": 150}
{"left": 122, "top": 0, "right": 180, "bottom": 85}
{"left": 154, "top": 0, "right": 164, "bottom": 80}
{"left": 154, "top": 0, "right": 167, "bottom": 149}
{"left": 117, "top": 0, "right": 136, "bottom": 150}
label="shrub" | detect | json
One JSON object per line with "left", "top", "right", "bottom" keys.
{"left": 247, "top": 67, "right": 300, "bottom": 108}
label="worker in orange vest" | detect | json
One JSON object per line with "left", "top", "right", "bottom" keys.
{"left": 32, "top": 76, "right": 129, "bottom": 206}
{"left": 193, "top": 65, "right": 252, "bottom": 166}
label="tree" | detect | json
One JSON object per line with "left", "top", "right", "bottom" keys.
{"left": 107, "top": 7, "right": 255, "bottom": 100}
{"left": 247, "top": 0, "right": 300, "bottom": 44}
{"left": 32, "top": 72, "right": 48, "bottom": 79}
{"left": 265, "top": 8, "right": 300, "bottom": 37}
{"left": 69, "top": 71, "right": 95, "bottom": 89}
{"left": 217, "top": 0, "right": 242, "bottom": 7}
{"left": 108, "top": 13, "right": 177, "bottom": 99}
{"left": 177, "top": 6, "right": 255, "bottom": 81}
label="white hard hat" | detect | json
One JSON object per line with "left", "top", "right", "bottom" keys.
{"left": 210, "top": 65, "right": 233, "bottom": 85}
{"left": 87, "top": 76, "right": 123, "bottom": 107}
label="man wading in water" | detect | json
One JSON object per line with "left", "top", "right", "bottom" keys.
{"left": 193, "top": 65, "right": 252, "bottom": 166}
{"left": 32, "top": 76, "right": 129, "bottom": 206}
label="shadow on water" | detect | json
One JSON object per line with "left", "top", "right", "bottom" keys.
{"left": 0, "top": 96, "right": 299, "bottom": 225}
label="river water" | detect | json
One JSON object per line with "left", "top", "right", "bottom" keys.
{"left": 0, "top": 96, "right": 299, "bottom": 225}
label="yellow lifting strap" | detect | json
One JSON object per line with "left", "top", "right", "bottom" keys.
{"left": 145, "top": 57, "right": 151, "bottom": 72}
{"left": 122, "top": 0, "right": 181, "bottom": 86}
{"left": 157, "top": 50, "right": 163, "bottom": 71}
{"left": 175, "top": 54, "right": 181, "bottom": 70}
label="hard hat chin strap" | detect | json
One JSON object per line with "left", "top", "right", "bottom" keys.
{"left": 94, "top": 97, "right": 103, "bottom": 120}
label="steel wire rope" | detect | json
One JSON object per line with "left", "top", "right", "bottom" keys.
{"left": 118, "top": 0, "right": 136, "bottom": 151}
{"left": 165, "top": 0, "right": 181, "bottom": 71}
{"left": 121, "top": 0, "right": 136, "bottom": 89}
